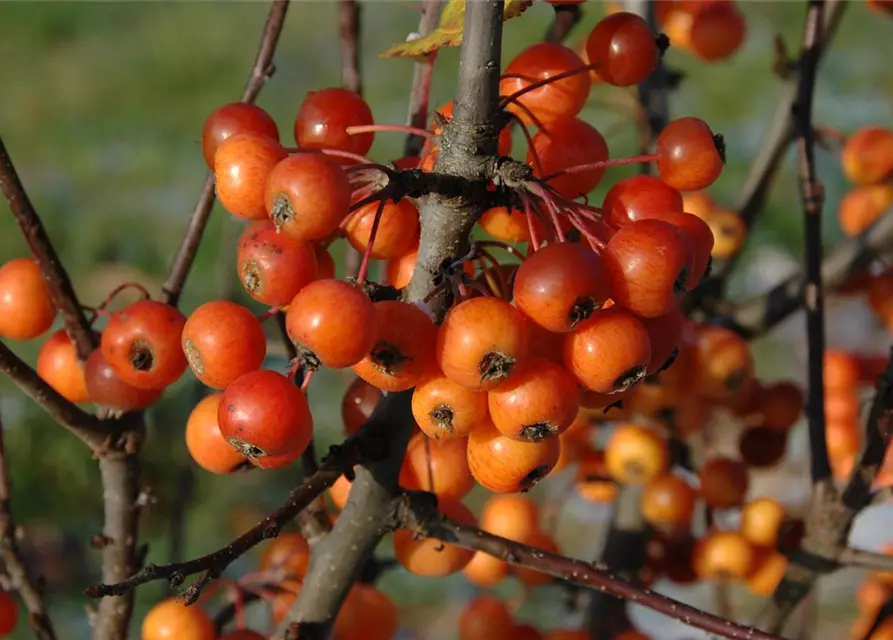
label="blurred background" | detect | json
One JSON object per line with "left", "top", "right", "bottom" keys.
{"left": 0, "top": 1, "right": 892, "bottom": 638}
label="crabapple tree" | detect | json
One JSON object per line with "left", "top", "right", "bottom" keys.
{"left": 2, "top": 1, "right": 893, "bottom": 640}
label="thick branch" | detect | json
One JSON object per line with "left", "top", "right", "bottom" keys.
{"left": 404, "top": 0, "right": 443, "bottom": 157}
{"left": 94, "top": 450, "right": 143, "bottom": 640}
{"left": 161, "top": 0, "right": 290, "bottom": 307}
{"left": 280, "top": 4, "right": 508, "bottom": 638}
{"left": 396, "top": 492, "right": 784, "bottom": 640}
{"left": 0, "top": 412, "right": 57, "bottom": 640}
{"left": 0, "top": 340, "right": 108, "bottom": 450}
{"left": 86, "top": 420, "right": 388, "bottom": 600}
{"left": 839, "top": 548, "right": 893, "bottom": 572}
{"left": 0, "top": 136, "right": 96, "bottom": 362}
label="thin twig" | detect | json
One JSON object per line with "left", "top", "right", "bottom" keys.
{"left": 545, "top": 4, "right": 582, "bottom": 43}
{"left": 0, "top": 137, "right": 97, "bottom": 362}
{"left": 718, "top": 205, "right": 893, "bottom": 338}
{"left": 0, "top": 341, "right": 108, "bottom": 451}
{"left": 0, "top": 410, "right": 58, "bottom": 640}
{"left": 338, "top": 0, "right": 362, "bottom": 94}
{"left": 161, "top": 0, "right": 291, "bottom": 307}
{"left": 839, "top": 548, "right": 893, "bottom": 572}
{"left": 795, "top": 0, "right": 830, "bottom": 484}
{"left": 697, "top": 0, "right": 847, "bottom": 291}
{"left": 396, "top": 492, "right": 784, "bottom": 640}
{"left": 404, "top": 0, "right": 443, "bottom": 157}
{"left": 85, "top": 421, "right": 388, "bottom": 601}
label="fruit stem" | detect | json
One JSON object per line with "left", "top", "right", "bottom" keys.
{"left": 300, "top": 369, "right": 315, "bottom": 394}
{"left": 505, "top": 111, "right": 544, "bottom": 174}
{"left": 540, "top": 153, "right": 660, "bottom": 183}
{"left": 527, "top": 182, "right": 567, "bottom": 243}
{"left": 286, "top": 147, "right": 378, "bottom": 166}
{"left": 519, "top": 191, "right": 542, "bottom": 252}
{"left": 345, "top": 124, "right": 435, "bottom": 139}
{"left": 96, "top": 282, "right": 152, "bottom": 311}
{"left": 498, "top": 63, "right": 599, "bottom": 111}
{"left": 256, "top": 306, "right": 282, "bottom": 323}
{"left": 354, "top": 199, "right": 387, "bottom": 288}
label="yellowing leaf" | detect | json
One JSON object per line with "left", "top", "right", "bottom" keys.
{"left": 381, "top": 0, "right": 533, "bottom": 59}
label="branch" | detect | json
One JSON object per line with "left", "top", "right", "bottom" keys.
{"left": 395, "top": 492, "right": 784, "bottom": 640}
{"left": 338, "top": 0, "right": 362, "bottom": 94}
{"left": 718, "top": 205, "right": 893, "bottom": 338}
{"left": 161, "top": 0, "right": 290, "bottom": 307}
{"left": 404, "top": 0, "right": 442, "bottom": 157}
{"left": 545, "top": 4, "right": 582, "bottom": 43}
{"left": 85, "top": 420, "right": 387, "bottom": 601}
{"left": 0, "top": 411, "right": 57, "bottom": 640}
{"left": 697, "top": 0, "right": 847, "bottom": 290}
{"left": 0, "top": 136, "right": 96, "bottom": 362}
{"left": 0, "top": 340, "right": 108, "bottom": 451}
{"left": 755, "top": 334, "right": 893, "bottom": 633}
{"left": 795, "top": 0, "right": 830, "bottom": 484}
{"left": 626, "top": 0, "right": 670, "bottom": 166}
{"left": 839, "top": 548, "right": 893, "bottom": 572}
{"left": 279, "top": 4, "right": 508, "bottom": 638}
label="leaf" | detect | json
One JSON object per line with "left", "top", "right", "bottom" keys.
{"left": 381, "top": 0, "right": 533, "bottom": 59}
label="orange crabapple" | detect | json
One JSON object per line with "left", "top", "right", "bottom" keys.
{"left": 602, "top": 175, "right": 684, "bottom": 226}
{"left": 528, "top": 117, "right": 610, "bottom": 199}
{"left": 641, "top": 473, "right": 697, "bottom": 531}
{"left": 745, "top": 549, "right": 788, "bottom": 597}
{"left": 842, "top": 125, "right": 893, "bottom": 185}
{"left": 332, "top": 584, "right": 398, "bottom": 640}
{"left": 85, "top": 349, "right": 163, "bottom": 412}
{"left": 352, "top": 300, "right": 437, "bottom": 392}
{"left": 740, "top": 497, "right": 786, "bottom": 548}
{"left": 392, "top": 497, "right": 476, "bottom": 577}
{"left": 265, "top": 152, "right": 352, "bottom": 241}
{"left": 604, "top": 219, "right": 696, "bottom": 318}
{"left": 181, "top": 300, "right": 267, "bottom": 390}
{"left": 604, "top": 423, "right": 669, "bottom": 485}
{"left": 656, "top": 117, "right": 725, "bottom": 191}
{"left": 285, "top": 279, "right": 377, "bottom": 370}
{"left": 703, "top": 208, "right": 746, "bottom": 259}
{"left": 463, "top": 550, "right": 510, "bottom": 588}
{"left": 500, "top": 42, "right": 591, "bottom": 126}
{"left": 693, "top": 530, "right": 756, "bottom": 581}
{"left": 487, "top": 355, "right": 580, "bottom": 442}
{"left": 185, "top": 394, "right": 247, "bottom": 474}
{"left": 0, "top": 258, "right": 56, "bottom": 341}
{"left": 513, "top": 241, "right": 610, "bottom": 333}
{"left": 344, "top": 198, "right": 420, "bottom": 260}
{"left": 293, "top": 87, "right": 374, "bottom": 157}
{"left": 458, "top": 595, "right": 516, "bottom": 640}
{"left": 412, "top": 373, "right": 489, "bottom": 440}
{"left": 259, "top": 532, "right": 310, "bottom": 579}
{"left": 141, "top": 598, "right": 215, "bottom": 640}
{"left": 699, "top": 456, "right": 749, "bottom": 509}
{"left": 236, "top": 221, "right": 318, "bottom": 307}
{"left": 640, "top": 306, "right": 685, "bottom": 376}
{"left": 586, "top": 11, "right": 660, "bottom": 87}
{"left": 838, "top": 184, "right": 893, "bottom": 237}
{"left": 479, "top": 206, "right": 543, "bottom": 244}
{"left": 575, "top": 446, "right": 618, "bottom": 503}
{"left": 217, "top": 369, "right": 313, "bottom": 460}
{"left": 101, "top": 299, "right": 188, "bottom": 390}
{"left": 37, "top": 329, "right": 91, "bottom": 403}
{"left": 436, "top": 296, "right": 530, "bottom": 391}
{"left": 691, "top": 324, "right": 754, "bottom": 401}
{"left": 201, "top": 102, "right": 279, "bottom": 170}
{"left": 400, "top": 433, "right": 475, "bottom": 499}
{"left": 480, "top": 493, "right": 540, "bottom": 542}
{"left": 467, "top": 418, "right": 560, "bottom": 493}
{"left": 689, "top": 1, "right": 746, "bottom": 62}
{"left": 342, "top": 376, "right": 382, "bottom": 435}
{"left": 563, "top": 307, "right": 652, "bottom": 394}
{"left": 214, "top": 133, "right": 287, "bottom": 220}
